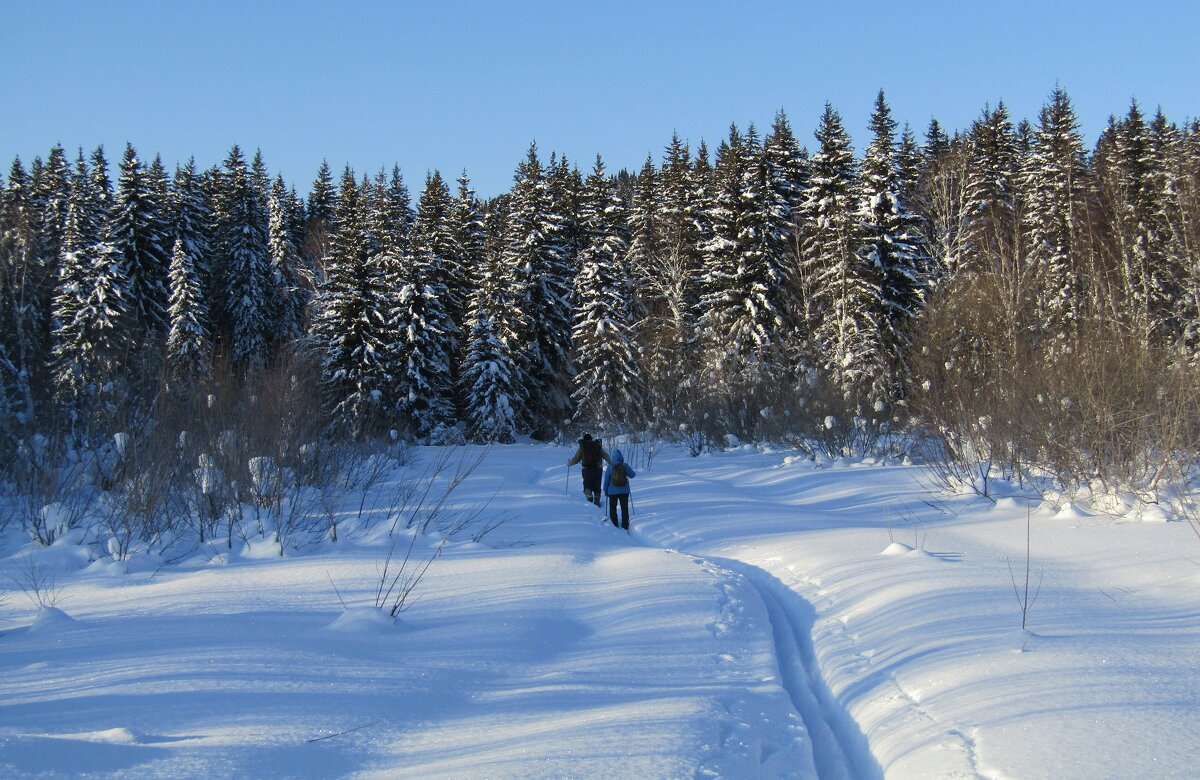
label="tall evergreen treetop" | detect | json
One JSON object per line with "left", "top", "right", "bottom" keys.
{"left": 110, "top": 142, "right": 170, "bottom": 334}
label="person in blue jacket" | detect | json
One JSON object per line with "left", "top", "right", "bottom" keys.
{"left": 602, "top": 449, "right": 636, "bottom": 530}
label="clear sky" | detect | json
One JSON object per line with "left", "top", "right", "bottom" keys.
{"left": 2, "top": 0, "right": 1198, "bottom": 198}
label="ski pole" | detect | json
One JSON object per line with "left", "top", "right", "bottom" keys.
{"left": 566, "top": 463, "right": 570, "bottom": 495}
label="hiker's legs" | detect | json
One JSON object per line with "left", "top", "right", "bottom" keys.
{"left": 582, "top": 467, "right": 602, "bottom": 505}
{"left": 608, "top": 495, "right": 629, "bottom": 528}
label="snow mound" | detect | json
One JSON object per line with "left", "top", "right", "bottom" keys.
{"left": 71, "top": 727, "right": 143, "bottom": 744}
{"left": 1055, "top": 502, "right": 1092, "bottom": 520}
{"left": 28, "top": 607, "right": 77, "bottom": 634}
{"left": 880, "top": 542, "right": 914, "bottom": 556}
{"left": 327, "top": 606, "right": 400, "bottom": 634}
{"left": 1137, "top": 505, "right": 1171, "bottom": 523}
{"left": 84, "top": 558, "right": 126, "bottom": 576}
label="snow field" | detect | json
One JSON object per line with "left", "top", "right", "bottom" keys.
{"left": 2, "top": 441, "right": 1199, "bottom": 778}
{"left": 632, "top": 448, "right": 1200, "bottom": 778}
{"left": 0, "top": 444, "right": 813, "bottom": 778}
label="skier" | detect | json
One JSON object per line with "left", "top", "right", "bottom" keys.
{"left": 603, "top": 449, "right": 636, "bottom": 531}
{"left": 567, "top": 433, "right": 609, "bottom": 506}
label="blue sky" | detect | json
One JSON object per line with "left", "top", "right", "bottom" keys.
{"left": 2, "top": 1, "right": 1197, "bottom": 197}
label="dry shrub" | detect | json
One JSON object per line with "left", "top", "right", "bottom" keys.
{"left": 911, "top": 266, "right": 1200, "bottom": 502}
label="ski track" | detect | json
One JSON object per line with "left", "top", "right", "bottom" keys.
{"left": 621, "top": 521, "right": 880, "bottom": 779}
{"left": 715, "top": 560, "right": 882, "bottom": 780}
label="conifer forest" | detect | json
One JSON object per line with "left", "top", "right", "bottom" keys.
{"left": 3, "top": 88, "right": 1200, "bottom": 506}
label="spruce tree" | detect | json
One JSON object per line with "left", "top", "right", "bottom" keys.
{"left": 648, "top": 133, "right": 704, "bottom": 413}
{"left": 165, "top": 237, "right": 212, "bottom": 381}
{"left": 385, "top": 171, "right": 457, "bottom": 439}
{"left": 109, "top": 143, "right": 170, "bottom": 334}
{"left": 413, "top": 170, "right": 467, "bottom": 339}
{"left": 268, "top": 176, "right": 309, "bottom": 341}
{"left": 571, "top": 156, "right": 642, "bottom": 427}
{"left": 1111, "top": 101, "right": 1174, "bottom": 337}
{"left": 313, "top": 166, "right": 390, "bottom": 437}
{"left": 693, "top": 124, "right": 793, "bottom": 433}
{"left": 914, "top": 117, "right": 971, "bottom": 283}
{"left": 37, "top": 144, "right": 72, "bottom": 267}
{"left": 453, "top": 170, "right": 487, "bottom": 278}
{"left": 896, "top": 124, "right": 922, "bottom": 205}
{"left": 460, "top": 252, "right": 522, "bottom": 443}
{"left": 801, "top": 103, "right": 883, "bottom": 399}
{"left": 53, "top": 216, "right": 135, "bottom": 416}
{"left": 963, "top": 102, "right": 1023, "bottom": 270}
{"left": 50, "top": 168, "right": 100, "bottom": 406}
{"left": 626, "top": 154, "right": 663, "bottom": 319}
{"left": 304, "top": 160, "right": 336, "bottom": 265}
{"left": 0, "top": 158, "right": 43, "bottom": 426}
{"left": 763, "top": 110, "right": 809, "bottom": 338}
{"left": 89, "top": 146, "right": 113, "bottom": 226}
{"left": 501, "top": 143, "right": 575, "bottom": 434}
{"left": 451, "top": 171, "right": 488, "bottom": 411}
{"left": 859, "top": 91, "right": 926, "bottom": 381}
{"left": 170, "top": 159, "right": 213, "bottom": 312}
{"left": 1022, "top": 88, "right": 1088, "bottom": 340}
{"left": 214, "top": 146, "right": 272, "bottom": 365}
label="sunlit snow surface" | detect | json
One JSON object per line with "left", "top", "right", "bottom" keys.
{"left": 1, "top": 442, "right": 1198, "bottom": 778}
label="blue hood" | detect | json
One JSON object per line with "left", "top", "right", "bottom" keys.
{"left": 611, "top": 449, "right": 624, "bottom": 464}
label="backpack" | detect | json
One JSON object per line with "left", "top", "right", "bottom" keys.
{"left": 610, "top": 462, "right": 628, "bottom": 487}
{"left": 581, "top": 438, "right": 603, "bottom": 468}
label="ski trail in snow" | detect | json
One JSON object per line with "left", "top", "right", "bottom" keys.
{"left": 712, "top": 558, "right": 882, "bottom": 780}
{"left": 622, "top": 518, "right": 879, "bottom": 780}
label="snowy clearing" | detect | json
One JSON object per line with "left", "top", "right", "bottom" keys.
{"left": 2, "top": 442, "right": 1198, "bottom": 778}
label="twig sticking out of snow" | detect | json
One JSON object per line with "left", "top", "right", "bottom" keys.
{"left": 305, "top": 719, "right": 383, "bottom": 743}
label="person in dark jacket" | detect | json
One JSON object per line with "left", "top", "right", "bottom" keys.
{"left": 567, "top": 433, "right": 609, "bottom": 506}
{"left": 602, "top": 448, "right": 636, "bottom": 530}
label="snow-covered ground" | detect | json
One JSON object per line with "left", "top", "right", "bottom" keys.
{"left": 2, "top": 442, "right": 1198, "bottom": 778}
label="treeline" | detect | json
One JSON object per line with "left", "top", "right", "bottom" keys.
{"left": 2, "top": 88, "right": 1200, "bottom": 498}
